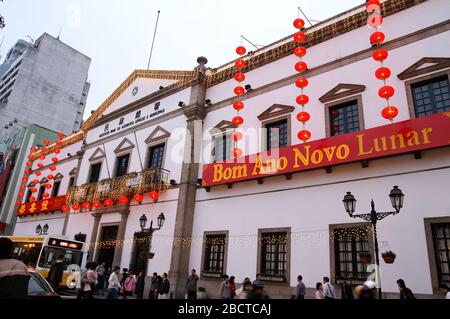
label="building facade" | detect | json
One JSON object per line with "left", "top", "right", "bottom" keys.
{"left": 10, "top": 0, "right": 450, "bottom": 299}
{"left": 0, "top": 32, "right": 91, "bottom": 144}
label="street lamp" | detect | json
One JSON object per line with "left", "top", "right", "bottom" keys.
{"left": 35, "top": 223, "right": 49, "bottom": 235}
{"left": 342, "top": 186, "right": 405, "bottom": 299}
{"left": 139, "top": 213, "right": 165, "bottom": 235}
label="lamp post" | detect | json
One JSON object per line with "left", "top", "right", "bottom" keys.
{"left": 342, "top": 186, "right": 405, "bottom": 299}
{"left": 135, "top": 213, "right": 165, "bottom": 273}
{"left": 36, "top": 223, "right": 49, "bottom": 235}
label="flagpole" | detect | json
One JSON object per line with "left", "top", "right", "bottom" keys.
{"left": 147, "top": 10, "right": 161, "bottom": 70}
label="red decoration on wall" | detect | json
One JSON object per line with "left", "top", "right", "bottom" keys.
{"left": 149, "top": 191, "right": 159, "bottom": 201}
{"left": 57, "top": 132, "right": 65, "bottom": 138}
{"left": 82, "top": 202, "right": 91, "bottom": 210}
{"left": 118, "top": 196, "right": 128, "bottom": 204}
{"left": 47, "top": 175, "right": 54, "bottom": 180}
{"left": 35, "top": 171, "right": 41, "bottom": 176}
{"left": 43, "top": 139, "right": 50, "bottom": 146}
{"left": 72, "top": 203, "right": 80, "bottom": 211}
{"left": 61, "top": 205, "right": 70, "bottom": 213}
{"left": 233, "top": 101, "right": 244, "bottom": 111}
{"left": 37, "top": 163, "right": 44, "bottom": 168}
{"left": 45, "top": 184, "right": 52, "bottom": 189}
{"left": 236, "top": 46, "right": 246, "bottom": 56}
{"left": 133, "top": 194, "right": 144, "bottom": 203}
{"left": 104, "top": 199, "right": 114, "bottom": 207}
{"left": 93, "top": 201, "right": 102, "bottom": 209}
{"left": 368, "top": 2, "right": 398, "bottom": 122}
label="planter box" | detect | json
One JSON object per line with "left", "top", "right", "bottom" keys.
{"left": 383, "top": 256, "right": 396, "bottom": 264}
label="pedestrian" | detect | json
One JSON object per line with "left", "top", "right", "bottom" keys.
{"left": 135, "top": 271, "right": 145, "bottom": 299}
{"left": 219, "top": 274, "right": 230, "bottom": 299}
{"left": 315, "top": 282, "right": 325, "bottom": 299}
{"left": 122, "top": 270, "right": 136, "bottom": 299}
{"left": 77, "top": 263, "right": 88, "bottom": 299}
{"left": 0, "top": 237, "right": 30, "bottom": 299}
{"left": 83, "top": 262, "right": 98, "bottom": 299}
{"left": 296, "top": 275, "right": 306, "bottom": 299}
{"left": 229, "top": 276, "right": 236, "bottom": 299}
{"left": 342, "top": 280, "right": 354, "bottom": 299}
{"left": 158, "top": 272, "right": 170, "bottom": 299}
{"left": 238, "top": 280, "right": 253, "bottom": 299}
{"left": 47, "top": 254, "right": 65, "bottom": 293}
{"left": 439, "top": 284, "right": 450, "bottom": 299}
{"left": 236, "top": 277, "right": 251, "bottom": 296}
{"left": 149, "top": 272, "right": 158, "bottom": 299}
{"left": 95, "top": 262, "right": 106, "bottom": 292}
{"left": 253, "top": 273, "right": 262, "bottom": 286}
{"left": 186, "top": 269, "right": 199, "bottom": 299}
{"left": 397, "top": 279, "right": 416, "bottom": 299}
{"left": 323, "top": 276, "right": 336, "bottom": 299}
{"left": 249, "top": 284, "right": 269, "bottom": 299}
{"left": 106, "top": 266, "right": 121, "bottom": 299}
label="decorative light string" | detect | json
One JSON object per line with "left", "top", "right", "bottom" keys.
{"left": 231, "top": 42, "right": 247, "bottom": 159}
{"left": 293, "top": 15, "right": 311, "bottom": 143}
{"left": 366, "top": 0, "right": 398, "bottom": 122}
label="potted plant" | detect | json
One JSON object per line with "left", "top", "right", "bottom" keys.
{"left": 359, "top": 252, "right": 372, "bottom": 264}
{"left": 382, "top": 251, "right": 396, "bottom": 264}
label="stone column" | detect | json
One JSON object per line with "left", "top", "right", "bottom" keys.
{"left": 169, "top": 57, "right": 208, "bottom": 298}
{"left": 88, "top": 212, "right": 101, "bottom": 262}
{"left": 112, "top": 208, "right": 130, "bottom": 267}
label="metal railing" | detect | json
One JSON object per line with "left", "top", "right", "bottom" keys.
{"left": 66, "top": 168, "right": 169, "bottom": 205}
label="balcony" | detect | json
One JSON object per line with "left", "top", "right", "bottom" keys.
{"left": 66, "top": 168, "right": 169, "bottom": 206}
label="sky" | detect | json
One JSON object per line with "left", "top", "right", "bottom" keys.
{"left": 0, "top": 0, "right": 363, "bottom": 120}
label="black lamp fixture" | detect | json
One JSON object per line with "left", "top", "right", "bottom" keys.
{"left": 205, "top": 99, "right": 212, "bottom": 106}
{"left": 159, "top": 86, "right": 165, "bottom": 90}
{"left": 178, "top": 101, "right": 185, "bottom": 107}
{"left": 36, "top": 223, "right": 49, "bottom": 235}
{"left": 139, "top": 213, "right": 165, "bottom": 234}
{"left": 245, "top": 84, "right": 252, "bottom": 92}
{"left": 342, "top": 186, "right": 405, "bottom": 299}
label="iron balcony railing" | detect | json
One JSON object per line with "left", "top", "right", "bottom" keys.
{"left": 66, "top": 167, "right": 169, "bottom": 206}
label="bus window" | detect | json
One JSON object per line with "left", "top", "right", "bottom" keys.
{"left": 38, "top": 247, "right": 83, "bottom": 270}
{"left": 10, "top": 242, "right": 42, "bottom": 268}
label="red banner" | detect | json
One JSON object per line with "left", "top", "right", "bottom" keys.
{"left": 202, "top": 112, "right": 450, "bottom": 187}
{"left": 17, "top": 196, "right": 67, "bottom": 216}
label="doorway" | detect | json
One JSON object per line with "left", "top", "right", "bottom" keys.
{"left": 97, "top": 225, "right": 119, "bottom": 269}
{"left": 130, "top": 232, "right": 150, "bottom": 275}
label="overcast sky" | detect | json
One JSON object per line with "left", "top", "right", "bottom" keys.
{"left": 1, "top": 0, "right": 362, "bottom": 119}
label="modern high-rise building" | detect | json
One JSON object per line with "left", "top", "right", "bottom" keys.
{"left": 0, "top": 33, "right": 91, "bottom": 147}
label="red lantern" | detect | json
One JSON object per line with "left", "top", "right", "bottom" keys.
{"left": 18, "top": 192, "right": 24, "bottom": 198}
{"left": 295, "top": 78, "right": 308, "bottom": 89}
{"left": 293, "top": 32, "right": 306, "bottom": 43}
{"left": 47, "top": 175, "right": 54, "bottom": 180}
{"left": 51, "top": 157, "right": 58, "bottom": 163}
{"left": 82, "top": 202, "right": 91, "bottom": 210}
{"left": 30, "top": 146, "right": 37, "bottom": 152}
{"left": 296, "top": 94, "right": 310, "bottom": 106}
{"left": 236, "top": 46, "right": 246, "bottom": 56}
{"left": 381, "top": 106, "right": 399, "bottom": 120}
{"left": 297, "top": 130, "right": 311, "bottom": 142}
{"left": 41, "top": 147, "right": 48, "bottom": 152}
{"left": 293, "top": 18, "right": 305, "bottom": 29}
{"left": 118, "top": 196, "right": 128, "bottom": 204}
{"left": 231, "top": 131, "right": 243, "bottom": 142}
{"left": 43, "top": 139, "right": 50, "bottom": 146}
{"left": 39, "top": 155, "right": 45, "bottom": 160}
{"left": 37, "top": 163, "right": 44, "bottom": 168}
{"left": 296, "top": 111, "right": 311, "bottom": 123}
{"left": 72, "top": 204, "right": 80, "bottom": 211}
{"left": 235, "top": 59, "right": 246, "bottom": 69}
{"left": 45, "top": 184, "right": 52, "bottom": 189}
{"left": 375, "top": 67, "right": 391, "bottom": 80}
{"left": 50, "top": 166, "right": 56, "bottom": 171}
{"left": 54, "top": 149, "right": 61, "bottom": 154}
{"left": 33, "top": 179, "right": 39, "bottom": 185}
{"left": 31, "top": 188, "right": 38, "bottom": 193}
{"left": 26, "top": 161, "right": 33, "bottom": 167}
{"left": 29, "top": 196, "right": 36, "bottom": 203}
{"left": 366, "top": 0, "right": 381, "bottom": 12}
{"left": 234, "top": 72, "right": 246, "bottom": 82}
{"left": 232, "top": 148, "right": 243, "bottom": 158}
{"left": 149, "top": 191, "right": 159, "bottom": 201}
{"left": 24, "top": 169, "right": 31, "bottom": 175}
{"left": 20, "top": 184, "right": 26, "bottom": 190}
{"left": 234, "top": 86, "right": 245, "bottom": 96}
{"left": 232, "top": 116, "right": 244, "bottom": 126}
{"left": 373, "top": 49, "right": 388, "bottom": 62}
{"left": 22, "top": 177, "right": 28, "bottom": 182}
{"left": 104, "top": 199, "right": 113, "bottom": 207}
{"left": 28, "top": 155, "right": 34, "bottom": 160}
{"left": 133, "top": 194, "right": 144, "bottom": 203}
{"left": 42, "top": 193, "right": 50, "bottom": 199}
{"left": 370, "top": 31, "right": 385, "bottom": 45}
{"left": 57, "top": 132, "right": 65, "bottom": 138}
{"left": 294, "top": 46, "right": 307, "bottom": 58}
{"left": 16, "top": 200, "right": 22, "bottom": 206}
{"left": 61, "top": 205, "right": 70, "bottom": 213}
{"left": 233, "top": 101, "right": 244, "bottom": 111}
{"left": 35, "top": 171, "right": 42, "bottom": 176}
{"left": 295, "top": 61, "right": 308, "bottom": 73}
{"left": 378, "top": 85, "right": 395, "bottom": 99}
{"left": 56, "top": 140, "right": 62, "bottom": 146}
{"left": 93, "top": 201, "right": 102, "bottom": 209}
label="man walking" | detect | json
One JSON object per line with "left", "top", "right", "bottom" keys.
{"left": 47, "top": 254, "right": 65, "bottom": 293}
{"left": 95, "top": 262, "right": 106, "bottom": 292}
{"left": 219, "top": 274, "right": 230, "bottom": 299}
{"left": 323, "top": 276, "right": 336, "bottom": 299}
{"left": 107, "top": 266, "right": 121, "bottom": 299}
{"left": 186, "top": 269, "right": 199, "bottom": 299}
{"left": 296, "top": 275, "right": 306, "bottom": 299}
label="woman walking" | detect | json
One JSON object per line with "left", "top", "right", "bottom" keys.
{"left": 315, "top": 282, "right": 325, "bottom": 299}
{"left": 229, "top": 276, "right": 236, "bottom": 299}
{"left": 122, "top": 270, "right": 137, "bottom": 299}
{"left": 83, "top": 262, "right": 98, "bottom": 299}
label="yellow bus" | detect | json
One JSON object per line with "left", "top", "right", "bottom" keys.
{"left": 2, "top": 235, "right": 84, "bottom": 287}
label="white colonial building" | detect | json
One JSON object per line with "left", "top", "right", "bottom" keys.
{"left": 12, "top": 0, "right": 450, "bottom": 298}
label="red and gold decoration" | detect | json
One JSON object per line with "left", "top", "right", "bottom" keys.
{"left": 17, "top": 196, "right": 67, "bottom": 217}
{"left": 232, "top": 42, "right": 247, "bottom": 159}
{"left": 293, "top": 17, "right": 311, "bottom": 142}
{"left": 366, "top": 0, "right": 398, "bottom": 122}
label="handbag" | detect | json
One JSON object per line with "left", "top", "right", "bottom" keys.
{"left": 120, "top": 287, "right": 125, "bottom": 295}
